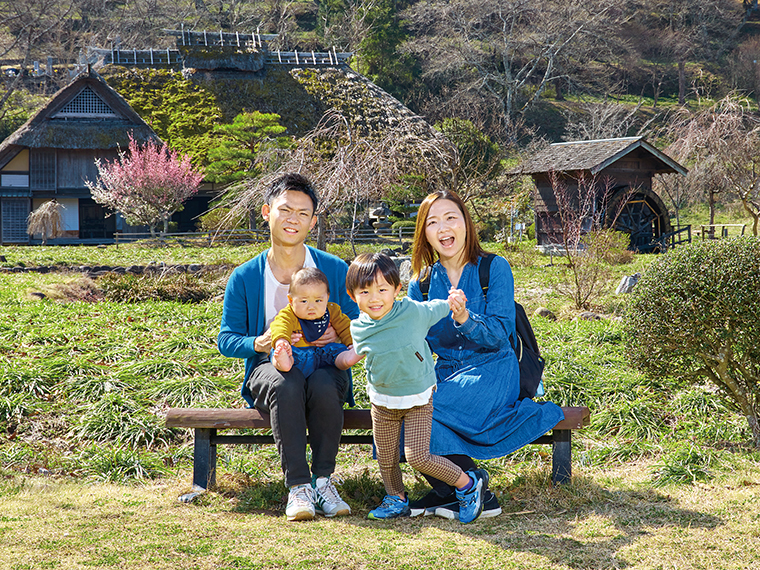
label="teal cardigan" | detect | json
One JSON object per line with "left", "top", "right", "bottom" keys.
{"left": 218, "top": 246, "right": 359, "bottom": 407}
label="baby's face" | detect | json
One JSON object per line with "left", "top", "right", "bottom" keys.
{"left": 289, "top": 282, "right": 329, "bottom": 321}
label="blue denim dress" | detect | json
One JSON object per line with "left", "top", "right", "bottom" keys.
{"left": 407, "top": 255, "right": 565, "bottom": 459}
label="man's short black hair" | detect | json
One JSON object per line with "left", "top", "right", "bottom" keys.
{"left": 264, "top": 173, "right": 319, "bottom": 212}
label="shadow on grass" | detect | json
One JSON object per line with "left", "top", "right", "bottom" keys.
{"left": 206, "top": 469, "right": 720, "bottom": 568}
{"left": 350, "top": 476, "right": 720, "bottom": 569}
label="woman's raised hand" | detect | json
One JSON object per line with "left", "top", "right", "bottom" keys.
{"left": 447, "top": 288, "right": 469, "bottom": 325}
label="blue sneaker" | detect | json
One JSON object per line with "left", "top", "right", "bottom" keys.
{"left": 368, "top": 494, "right": 411, "bottom": 520}
{"left": 456, "top": 469, "right": 489, "bottom": 524}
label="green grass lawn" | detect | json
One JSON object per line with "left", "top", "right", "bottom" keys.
{"left": 1, "top": 242, "right": 759, "bottom": 569}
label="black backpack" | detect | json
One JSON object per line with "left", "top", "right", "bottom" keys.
{"left": 418, "top": 253, "right": 545, "bottom": 400}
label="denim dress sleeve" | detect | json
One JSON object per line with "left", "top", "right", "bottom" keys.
{"left": 453, "top": 256, "right": 516, "bottom": 351}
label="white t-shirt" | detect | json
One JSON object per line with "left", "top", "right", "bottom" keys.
{"left": 264, "top": 246, "right": 316, "bottom": 327}
{"left": 366, "top": 384, "right": 434, "bottom": 410}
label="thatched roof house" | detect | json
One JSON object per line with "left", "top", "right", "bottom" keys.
{"left": 514, "top": 137, "right": 687, "bottom": 252}
{"left": 0, "top": 67, "right": 159, "bottom": 242}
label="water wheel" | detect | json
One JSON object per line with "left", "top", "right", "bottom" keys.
{"left": 607, "top": 187, "right": 672, "bottom": 252}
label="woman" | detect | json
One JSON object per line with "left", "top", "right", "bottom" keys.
{"left": 407, "top": 190, "right": 565, "bottom": 519}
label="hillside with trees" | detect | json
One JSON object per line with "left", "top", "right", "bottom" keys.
{"left": 3, "top": 1, "right": 760, "bottom": 234}
{"left": 2, "top": 1, "right": 756, "bottom": 142}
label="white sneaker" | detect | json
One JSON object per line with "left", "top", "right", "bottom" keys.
{"left": 313, "top": 476, "right": 351, "bottom": 517}
{"left": 286, "top": 484, "right": 315, "bottom": 521}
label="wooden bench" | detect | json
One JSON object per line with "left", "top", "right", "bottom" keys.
{"left": 166, "top": 406, "right": 590, "bottom": 502}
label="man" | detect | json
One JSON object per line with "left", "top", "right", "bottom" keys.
{"left": 218, "top": 173, "right": 358, "bottom": 521}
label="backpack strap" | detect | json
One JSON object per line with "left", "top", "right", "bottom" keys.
{"left": 478, "top": 253, "right": 495, "bottom": 305}
{"left": 419, "top": 266, "right": 431, "bottom": 301}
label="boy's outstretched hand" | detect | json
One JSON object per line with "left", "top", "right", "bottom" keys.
{"left": 447, "top": 288, "right": 469, "bottom": 325}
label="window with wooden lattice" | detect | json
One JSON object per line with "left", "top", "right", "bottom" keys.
{"left": 53, "top": 86, "right": 117, "bottom": 118}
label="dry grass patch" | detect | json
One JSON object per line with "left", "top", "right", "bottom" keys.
{"left": 2, "top": 458, "right": 760, "bottom": 570}
{"left": 24, "top": 276, "right": 104, "bottom": 303}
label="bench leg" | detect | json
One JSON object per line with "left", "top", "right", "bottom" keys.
{"left": 551, "top": 429, "right": 572, "bottom": 485}
{"left": 179, "top": 428, "right": 217, "bottom": 503}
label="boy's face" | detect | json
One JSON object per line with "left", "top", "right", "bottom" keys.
{"left": 350, "top": 273, "right": 402, "bottom": 321}
{"left": 289, "top": 282, "right": 330, "bottom": 321}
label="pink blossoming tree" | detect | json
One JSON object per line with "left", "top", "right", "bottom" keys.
{"left": 87, "top": 136, "right": 204, "bottom": 237}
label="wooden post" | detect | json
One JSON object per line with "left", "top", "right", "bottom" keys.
{"left": 193, "top": 428, "right": 216, "bottom": 489}
{"left": 552, "top": 429, "right": 572, "bottom": 485}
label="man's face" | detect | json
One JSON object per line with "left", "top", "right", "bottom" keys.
{"left": 262, "top": 190, "right": 316, "bottom": 248}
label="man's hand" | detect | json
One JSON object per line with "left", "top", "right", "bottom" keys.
{"left": 255, "top": 328, "right": 303, "bottom": 353}
{"left": 254, "top": 329, "right": 272, "bottom": 353}
{"left": 310, "top": 324, "right": 339, "bottom": 347}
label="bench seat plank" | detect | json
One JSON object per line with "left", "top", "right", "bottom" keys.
{"left": 166, "top": 407, "right": 374, "bottom": 430}
{"left": 166, "top": 406, "right": 589, "bottom": 431}
{"left": 166, "top": 406, "right": 590, "bottom": 501}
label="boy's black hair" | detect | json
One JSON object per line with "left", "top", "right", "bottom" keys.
{"left": 346, "top": 252, "right": 400, "bottom": 293}
{"left": 264, "top": 173, "right": 319, "bottom": 212}
{"left": 289, "top": 267, "right": 330, "bottom": 295}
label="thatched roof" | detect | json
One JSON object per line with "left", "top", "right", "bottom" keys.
{"left": 514, "top": 136, "right": 687, "bottom": 176}
{"left": 0, "top": 67, "right": 158, "bottom": 158}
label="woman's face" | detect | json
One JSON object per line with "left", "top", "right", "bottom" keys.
{"left": 424, "top": 198, "right": 467, "bottom": 265}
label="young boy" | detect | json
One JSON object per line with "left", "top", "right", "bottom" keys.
{"left": 271, "top": 267, "right": 362, "bottom": 376}
{"left": 346, "top": 252, "right": 489, "bottom": 524}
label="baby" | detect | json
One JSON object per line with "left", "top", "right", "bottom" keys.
{"left": 270, "top": 267, "right": 362, "bottom": 376}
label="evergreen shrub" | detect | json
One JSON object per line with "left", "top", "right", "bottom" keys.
{"left": 625, "top": 237, "right": 760, "bottom": 447}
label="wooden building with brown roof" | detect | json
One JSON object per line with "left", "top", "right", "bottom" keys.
{"left": 515, "top": 137, "right": 687, "bottom": 252}
{"left": 0, "top": 67, "right": 160, "bottom": 243}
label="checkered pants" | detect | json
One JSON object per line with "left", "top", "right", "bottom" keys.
{"left": 371, "top": 398, "right": 464, "bottom": 497}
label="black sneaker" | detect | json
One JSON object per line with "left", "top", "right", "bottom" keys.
{"left": 408, "top": 490, "right": 457, "bottom": 517}
{"left": 434, "top": 489, "right": 502, "bottom": 520}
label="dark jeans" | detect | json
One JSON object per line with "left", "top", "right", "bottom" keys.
{"left": 246, "top": 361, "right": 349, "bottom": 487}
{"left": 422, "top": 454, "right": 478, "bottom": 497}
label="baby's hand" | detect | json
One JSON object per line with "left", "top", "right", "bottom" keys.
{"left": 447, "top": 288, "right": 469, "bottom": 324}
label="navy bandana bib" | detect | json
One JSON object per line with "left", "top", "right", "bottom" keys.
{"left": 299, "top": 310, "right": 331, "bottom": 343}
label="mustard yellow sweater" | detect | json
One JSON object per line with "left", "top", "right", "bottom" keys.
{"left": 270, "top": 302, "right": 353, "bottom": 347}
